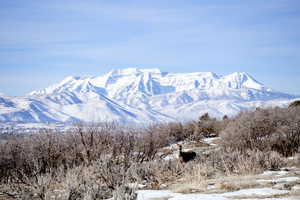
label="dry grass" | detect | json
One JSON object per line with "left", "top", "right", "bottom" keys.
{"left": 288, "top": 153, "right": 300, "bottom": 168}
{"left": 0, "top": 195, "right": 14, "bottom": 200}
{"left": 170, "top": 183, "right": 207, "bottom": 194}
{"left": 170, "top": 174, "right": 260, "bottom": 194}
{"left": 215, "top": 176, "right": 259, "bottom": 192}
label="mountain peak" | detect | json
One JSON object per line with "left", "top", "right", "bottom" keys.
{"left": 221, "top": 72, "right": 266, "bottom": 91}
{"left": 2, "top": 68, "right": 297, "bottom": 124}
{"left": 108, "top": 68, "right": 161, "bottom": 76}
{"left": 62, "top": 76, "right": 82, "bottom": 82}
{"left": 228, "top": 72, "right": 255, "bottom": 81}
{"left": 29, "top": 69, "right": 271, "bottom": 96}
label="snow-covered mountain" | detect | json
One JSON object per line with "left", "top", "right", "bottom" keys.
{"left": 0, "top": 68, "right": 298, "bottom": 123}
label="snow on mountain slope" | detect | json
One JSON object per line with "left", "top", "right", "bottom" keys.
{"left": 0, "top": 94, "right": 77, "bottom": 123}
{"left": 0, "top": 92, "right": 172, "bottom": 123}
{"left": 30, "top": 68, "right": 274, "bottom": 98}
{"left": 34, "top": 90, "right": 173, "bottom": 123}
{"left": 1, "top": 68, "right": 298, "bottom": 124}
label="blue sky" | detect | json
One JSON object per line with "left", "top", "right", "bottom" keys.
{"left": 0, "top": 0, "right": 300, "bottom": 96}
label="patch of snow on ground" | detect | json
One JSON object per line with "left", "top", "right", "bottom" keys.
{"left": 223, "top": 188, "right": 289, "bottom": 198}
{"left": 257, "top": 176, "right": 299, "bottom": 184}
{"left": 137, "top": 187, "right": 292, "bottom": 200}
{"left": 277, "top": 171, "right": 290, "bottom": 176}
{"left": 137, "top": 190, "right": 178, "bottom": 200}
{"left": 261, "top": 171, "right": 278, "bottom": 176}
{"left": 292, "top": 185, "right": 300, "bottom": 190}
{"left": 137, "top": 190, "right": 230, "bottom": 200}
{"left": 169, "top": 194, "right": 229, "bottom": 200}
{"left": 203, "top": 137, "right": 220, "bottom": 146}
{"left": 274, "top": 176, "right": 299, "bottom": 182}
{"left": 240, "top": 198, "right": 296, "bottom": 200}
{"left": 207, "top": 184, "right": 217, "bottom": 190}
{"left": 127, "top": 183, "right": 146, "bottom": 189}
{"left": 168, "top": 194, "right": 229, "bottom": 200}
{"left": 260, "top": 170, "right": 289, "bottom": 176}
{"left": 163, "top": 154, "right": 178, "bottom": 161}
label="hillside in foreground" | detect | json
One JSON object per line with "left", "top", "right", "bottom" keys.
{"left": 0, "top": 102, "right": 299, "bottom": 199}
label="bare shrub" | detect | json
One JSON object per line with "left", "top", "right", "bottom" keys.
{"left": 222, "top": 150, "right": 286, "bottom": 175}
{"left": 0, "top": 122, "right": 174, "bottom": 199}
{"left": 270, "top": 122, "right": 300, "bottom": 156}
{"left": 146, "top": 122, "right": 187, "bottom": 145}
{"left": 221, "top": 107, "right": 300, "bottom": 156}
{"left": 0, "top": 130, "right": 75, "bottom": 186}
{"left": 181, "top": 148, "right": 286, "bottom": 185}
{"left": 132, "top": 160, "right": 182, "bottom": 189}
{"left": 63, "top": 165, "right": 110, "bottom": 200}
{"left": 1, "top": 162, "right": 53, "bottom": 200}
{"left": 221, "top": 110, "right": 275, "bottom": 152}
{"left": 93, "top": 157, "right": 131, "bottom": 191}
{"left": 135, "top": 131, "right": 160, "bottom": 163}
{"left": 70, "top": 123, "right": 120, "bottom": 165}
{"left": 0, "top": 123, "right": 137, "bottom": 199}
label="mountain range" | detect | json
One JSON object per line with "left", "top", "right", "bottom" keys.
{"left": 0, "top": 68, "right": 298, "bottom": 124}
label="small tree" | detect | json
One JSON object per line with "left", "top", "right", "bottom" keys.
{"left": 199, "top": 113, "right": 210, "bottom": 121}
{"left": 193, "top": 113, "right": 219, "bottom": 138}
{"left": 223, "top": 115, "right": 228, "bottom": 120}
{"left": 288, "top": 100, "right": 300, "bottom": 108}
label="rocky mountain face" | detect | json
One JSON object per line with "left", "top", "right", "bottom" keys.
{"left": 0, "top": 68, "right": 297, "bottom": 123}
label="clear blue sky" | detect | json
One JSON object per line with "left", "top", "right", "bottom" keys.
{"left": 0, "top": 0, "right": 299, "bottom": 96}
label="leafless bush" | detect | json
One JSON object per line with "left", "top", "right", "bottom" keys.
{"left": 62, "top": 165, "right": 111, "bottom": 200}
{"left": 0, "top": 130, "right": 72, "bottom": 184}
{"left": 146, "top": 122, "right": 187, "bottom": 145}
{"left": 0, "top": 124, "right": 131, "bottom": 199}
{"left": 132, "top": 159, "right": 182, "bottom": 189}
{"left": 70, "top": 123, "right": 119, "bottom": 165}
{"left": 220, "top": 150, "right": 286, "bottom": 175}
{"left": 1, "top": 161, "right": 53, "bottom": 200}
{"left": 221, "top": 107, "right": 300, "bottom": 156}
{"left": 270, "top": 121, "right": 300, "bottom": 156}
{"left": 182, "top": 148, "right": 286, "bottom": 184}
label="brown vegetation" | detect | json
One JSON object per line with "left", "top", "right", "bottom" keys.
{"left": 0, "top": 104, "right": 299, "bottom": 199}
{"left": 221, "top": 106, "right": 300, "bottom": 156}
{"left": 0, "top": 123, "right": 184, "bottom": 199}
